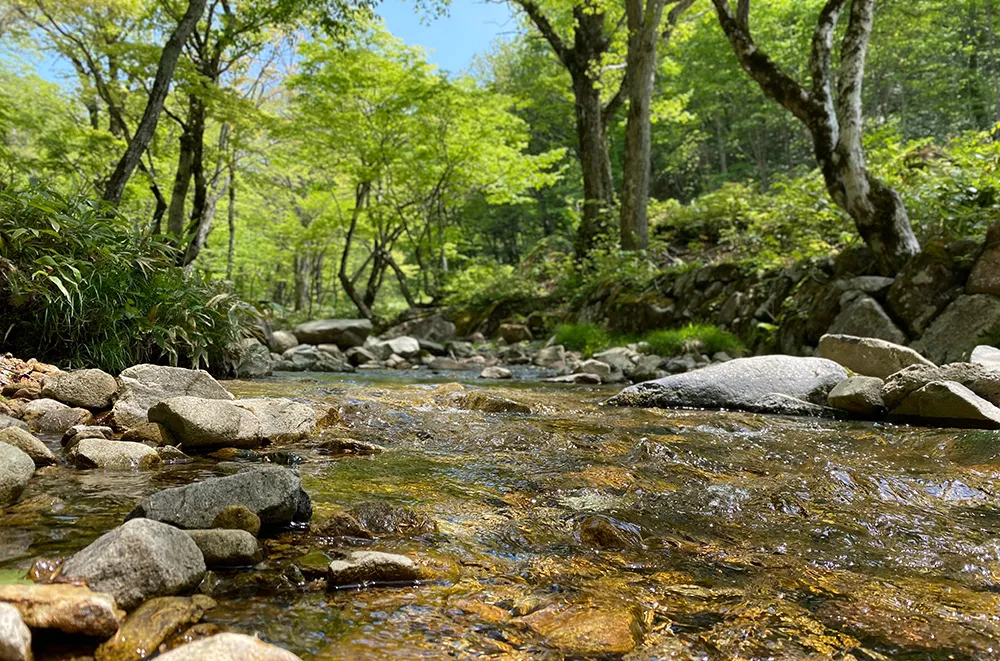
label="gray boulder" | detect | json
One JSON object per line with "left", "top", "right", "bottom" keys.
{"left": 544, "top": 373, "right": 602, "bottom": 385}
{"left": 479, "top": 366, "right": 512, "bottom": 379}
{"left": 327, "top": 551, "right": 421, "bottom": 587}
{"left": 449, "top": 341, "right": 476, "bottom": 358}
{"left": 818, "top": 334, "right": 934, "bottom": 379}
{"left": 382, "top": 312, "right": 456, "bottom": 343}
{"left": 534, "top": 345, "right": 566, "bottom": 370}
{"left": 0, "top": 602, "right": 30, "bottom": 661}
{"left": 185, "top": 529, "right": 261, "bottom": 567}
{"left": 882, "top": 362, "right": 1000, "bottom": 409}
{"left": 574, "top": 359, "right": 621, "bottom": 384}
{"left": 0, "top": 443, "right": 33, "bottom": 507}
{"left": 891, "top": 380, "right": 1000, "bottom": 428}
{"left": 235, "top": 339, "right": 273, "bottom": 379}
{"left": 345, "top": 346, "right": 378, "bottom": 366}
{"left": 60, "top": 518, "right": 206, "bottom": 610}
{"left": 126, "top": 466, "right": 311, "bottom": 530}
{"left": 912, "top": 294, "right": 1000, "bottom": 365}
{"left": 268, "top": 330, "right": 299, "bottom": 354}
{"left": 68, "top": 439, "right": 162, "bottom": 470}
{"left": 113, "top": 364, "right": 233, "bottom": 430}
{"left": 886, "top": 251, "right": 962, "bottom": 336}
{"left": 149, "top": 396, "right": 316, "bottom": 450}
{"left": 153, "top": 632, "right": 302, "bottom": 661}
{"left": 971, "top": 345, "right": 1000, "bottom": 370}
{"left": 827, "top": 293, "right": 908, "bottom": 345}
{"left": 41, "top": 368, "right": 118, "bottom": 410}
{"left": 827, "top": 376, "right": 886, "bottom": 415}
{"left": 966, "top": 222, "right": 1000, "bottom": 296}
{"left": 381, "top": 337, "right": 420, "bottom": 359}
{"left": 427, "top": 357, "right": 475, "bottom": 371}
{"left": 0, "top": 416, "right": 27, "bottom": 432}
{"left": 21, "top": 399, "right": 92, "bottom": 435}
{"left": 0, "top": 428, "right": 56, "bottom": 466}
{"left": 293, "top": 319, "right": 371, "bottom": 348}
{"left": 609, "top": 355, "right": 848, "bottom": 414}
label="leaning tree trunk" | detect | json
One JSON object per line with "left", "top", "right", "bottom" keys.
{"left": 102, "top": 0, "right": 207, "bottom": 206}
{"left": 712, "top": 0, "right": 919, "bottom": 275}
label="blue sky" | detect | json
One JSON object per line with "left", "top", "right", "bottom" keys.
{"left": 377, "top": 0, "right": 517, "bottom": 74}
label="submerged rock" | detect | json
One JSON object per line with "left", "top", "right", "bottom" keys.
{"left": 327, "top": 551, "right": 421, "bottom": 587}
{"left": 0, "top": 602, "right": 30, "bottom": 661}
{"left": 68, "top": 439, "right": 162, "bottom": 470}
{"left": 0, "top": 583, "right": 123, "bottom": 637}
{"left": 891, "top": 380, "right": 1000, "bottom": 428}
{"left": 575, "top": 515, "right": 643, "bottom": 549}
{"left": 318, "top": 437, "right": 384, "bottom": 456}
{"left": 149, "top": 397, "right": 316, "bottom": 450}
{"left": 827, "top": 376, "right": 886, "bottom": 415}
{"left": 113, "top": 364, "right": 234, "bottom": 430}
{"left": 94, "top": 595, "right": 216, "bottom": 661}
{"left": 153, "top": 632, "right": 302, "bottom": 661}
{"left": 349, "top": 501, "right": 437, "bottom": 537}
{"left": 185, "top": 529, "right": 262, "bottom": 567}
{"left": 127, "top": 466, "right": 311, "bottom": 530}
{"left": 517, "top": 604, "right": 639, "bottom": 656}
{"left": 458, "top": 391, "right": 531, "bottom": 414}
{"left": 0, "top": 427, "right": 56, "bottom": 466}
{"left": 818, "top": 334, "right": 934, "bottom": 380}
{"left": 41, "top": 368, "right": 118, "bottom": 410}
{"left": 60, "top": 518, "right": 206, "bottom": 610}
{"left": 0, "top": 444, "right": 34, "bottom": 508}
{"left": 609, "top": 355, "right": 847, "bottom": 414}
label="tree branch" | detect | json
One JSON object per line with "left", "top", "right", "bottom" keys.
{"left": 514, "top": 0, "right": 570, "bottom": 66}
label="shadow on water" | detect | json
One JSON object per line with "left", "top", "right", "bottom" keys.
{"left": 6, "top": 369, "right": 1000, "bottom": 659}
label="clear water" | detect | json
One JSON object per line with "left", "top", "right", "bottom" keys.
{"left": 5, "top": 370, "right": 1000, "bottom": 659}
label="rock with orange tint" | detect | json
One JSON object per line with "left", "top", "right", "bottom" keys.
{"left": 517, "top": 604, "right": 640, "bottom": 656}
{"left": 0, "top": 583, "right": 123, "bottom": 638}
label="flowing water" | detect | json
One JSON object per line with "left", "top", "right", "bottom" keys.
{"left": 5, "top": 371, "right": 1000, "bottom": 659}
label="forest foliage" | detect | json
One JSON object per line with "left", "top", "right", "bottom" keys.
{"left": 1, "top": 0, "right": 1000, "bottom": 367}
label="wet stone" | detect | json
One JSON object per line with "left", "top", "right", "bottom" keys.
{"left": 575, "top": 515, "right": 643, "bottom": 549}
{"left": 349, "top": 501, "right": 437, "bottom": 537}
{"left": 318, "top": 437, "right": 384, "bottom": 456}
{"left": 312, "top": 512, "right": 374, "bottom": 541}
{"left": 211, "top": 505, "right": 261, "bottom": 537}
{"left": 292, "top": 550, "right": 332, "bottom": 578}
{"left": 517, "top": 604, "right": 640, "bottom": 656}
{"left": 327, "top": 551, "right": 421, "bottom": 587}
{"left": 185, "top": 529, "right": 262, "bottom": 568}
{"left": 0, "top": 444, "right": 34, "bottom": 508}
{"left": 0, "top": 602, "right": 30, "bottom": 661}
{"left": 458, "top": 391, "right": 531, "bottom": 414}
{"left": 121, "top": 422, "right": 176, "bottom": 447}
{"left": 0, "top": 427, "right": 56, "bottom": 466}
{"left": 0, "top": 583, "right": 124, "bottom": 638}
{"left": 67, "top": 439, "right": 162, "bottom": 470}
{"left": 94, "top": 595, "right": 216, "bottom": 661}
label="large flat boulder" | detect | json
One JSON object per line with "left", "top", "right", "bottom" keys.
{"left": 60, "top": 519, "right": 206, "bottom": 611}
{"left": 890, "top": 380, "right": 1000, "bottom": 428}
{"left": 293, "top": 319, "right": 371, "bottom": 348}
{"left": 149, "top": 396, "right": 316, "bottom": 450}
{"left": 113, "top": 365, "right": 234, "bottom": 430}
{"left": 818, "top": 334, "right": 935, "bottom": 379}
{"left": 0, "top": 444, "right": 34, "bottom": 508}
{"left": 882, "top": 362, "right": 1000, "bottom": 409}
{"left": 382, "top": 312, "right": 456, "bottom": 343}
{"left": 0, "top": 584, "right": 123, "bottom": 637}
{"left": 912, "top": 294, "right": 1000, "bottom": 365}
{"left": 126, "top": 466, "right": 311, "bottom": 530}
{"left": 607, "top": 356, "right": 847, "bottom": 414}
{"left": 41, "top": 368, "right": 118, "bottom": 410}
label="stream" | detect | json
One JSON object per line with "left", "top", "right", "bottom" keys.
{"left": 4, "top": 370, "right": 1000, "bottom": 659}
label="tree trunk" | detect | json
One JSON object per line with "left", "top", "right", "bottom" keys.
{"left": 167, "top": 124, "right": 195, "bottom": 237}
{"left": 339, "top": 183, "right": 375, "bottom": 320}
{"left": 226, "top": 176, "right": 236, "bottom": 280}
{"left": 711, "top": 0, "right": 919, "bottom": 275}
{"left": 102, "top": 0, "right": 207, "bottom": 205}
{"left": 572, "top": 74, "right": 615, "bottom": 255}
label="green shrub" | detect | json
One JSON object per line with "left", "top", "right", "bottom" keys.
{"left": 553, "top": 323, "right": 611, "bottom": 357}
{"left": 0, "top": 186, "right": 253, "bottom": 373}
{"left": 442, "top": 260, "right": 544, "bottom": 310}
{"left": 643, "top": 324, "right": 744, "bottom": 358}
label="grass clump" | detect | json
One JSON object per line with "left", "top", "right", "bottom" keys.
{"left": 643, "top": 324, "right": 744, "bottom": 358}
{"left": 553, "top": 323, "right": 611, "bottom": 357}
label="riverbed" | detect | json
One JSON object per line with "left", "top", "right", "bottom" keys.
{"left": 4, "top": 370, "right": 1000, "bottom": 659}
